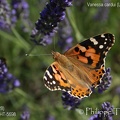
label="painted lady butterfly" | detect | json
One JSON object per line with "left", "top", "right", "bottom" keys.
{"left": 43, "top": 33, "right": 115, "bottom": 99}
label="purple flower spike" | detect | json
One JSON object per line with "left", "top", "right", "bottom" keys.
{"left": 11, "top": 0, "right": 29, "bottom": 19}
{"left": 115, "top": 86, "right": 120, "bottom": 96}
{"left": 89, "top": 102, "right": 114, "bottom": 120}
{"left": 0, "top": 58, "right": 20, "bottom": 93}
{"left": 0, "top": 0, "right": 16, "bottom": 30}
{"left": 31, "top": 0, "right": 73, "bottom": 45}
{"left": 93, "top": 0, "right": 110, "bottom": 22}
{"left": 98, "top": 67, "right": 112, "bottom": 93}
{"left": 19, "top": 105, "right": 30, "bottom": 120}
{"left": 57, "top": 18, "right": 73, "bottom": 51}
{"left": 0, "top": 58, "right": 8, "bottom": 80}
{"left": 47, "top": 115, "right": 55, "bottom": 120}
{"left": 61, "top": 91, "right": 81, "bottom": 110}
{"left": 11, "top": 0, "right": 30, "bottom": 32}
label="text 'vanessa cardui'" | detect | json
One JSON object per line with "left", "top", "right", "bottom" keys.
{"left": 43, "top": 33, "right": 115, "bottom": 99}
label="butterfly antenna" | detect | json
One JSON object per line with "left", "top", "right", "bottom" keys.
{"left": 52, "top": 36, "right": 57, "bottom": 51}
{"left": 51, "top": 51, "right": 55, "bottom": 55}
{"left": 26, "top": 45, "right": 52, "bottom": 57}
{"left": 25, "top": 45, "right": 36, "bottom": 56}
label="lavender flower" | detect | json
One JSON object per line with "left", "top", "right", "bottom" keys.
{"left": 11, "top": 0, "right": 30, "bottom": 32}
{"left": 57, "top": 18, "right": 73, "bottom": 52}
{"left": 0, "top": 72, "right": 20, "bottom": 93}
{"left": 73, "top": 0, "right": 86, "bottom": 11}
{"left": 46, "top": 115, "right": 55, "bottom": 120}
{"left": 115, "top": 86, "right": 120, "bottom": 96}
{"left": 0, "top": 0, "right": 17, "bottom": 30}
{"left": 93, "top": 0, "right": 110, "bottom": 22}
{"left": 0, "top": 58, "right": 20, "bottom": 93}
{"left": 0, "top": 58, "right": 8, "bottom": 79}
{"left": 31, "top": 0, "right": 73, "bottom": 45}
{"left": 97, "top": 67, "right": 112, "bottom": 93}
{"left": 61, "top": 91, "right": 81, "bottom": 110}
{"left": 19, "top": 105, "right": 30, "bottom": 120}
{"left": 11, "top": 0, "right": 29, "bottom": 18}
{"left": 89, "top": 102, "right": 114, "bottom": 120}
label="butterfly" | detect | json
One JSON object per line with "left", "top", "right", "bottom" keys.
{"left": 43, "top": 33, "right": 115, "bottom": 99}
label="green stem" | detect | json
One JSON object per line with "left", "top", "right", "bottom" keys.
{"left": 66, "top": 8, "right": 84, "bottom": 41}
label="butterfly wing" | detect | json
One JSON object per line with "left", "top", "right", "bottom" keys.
{"left": 64, "top": 33, "right": 115, "bottom": 69}
{"left": 43, "top": 62, "right": 92, "bottom": 98}
{"left": 43, "top": 62, "right": 71, "bottom": 92}
{"left": 64, "top": 33, "right": 115, "bottom": 87}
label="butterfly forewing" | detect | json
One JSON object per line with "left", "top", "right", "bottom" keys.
{"left": 43, "top": 62, "right": 71, "bottom": 92}
{"left": 64, "top": 33, "right": 115, "bottom": 69}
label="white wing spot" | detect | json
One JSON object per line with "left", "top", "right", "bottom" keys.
{"left": 47, "top": 81, "right": 50, "bottom": 84}
{"left": 105, "top": 52, "right": 107, "bottom": 55}
{"left": 101, "top": 34, "right": 105, "bottom": 38}
{"left": 62, "top": 89, "right": 65, "bottom": 91}
{"left": 51, "top": 89, "right": 54, "bottom": 91}
{"left": 90, "top": 38, "right": 98, "bottom": 45}
{"left": 104, "top": 42, "right": 107, "bottom": 44}
{"left": 57, "top": 86, "right": 61, "bottom": 90}
{"left": 99, "top": 45, "right": 104, "bottom": 49}
{"left": 108, "top": 47, "right": 111, "bottom": 50}
{"left": 106, "top": 46, "right": 109, "bottom": 50}
{"left": 53, "top": 81, "right": 56, "bottom": 84}
{"left": 46, "top": 70, "right": 53, "bottom": 79}
{"left": 52, "top": 67, "right": 57, "bottom": 73}
{"left": 44, "top": 76, "right": 47, "bottom": 80}
{"left": 105, "top": 38, "right": 107, "bottom": 41}
{"left": 53, "top": 88, "right": 57, "bottom": 90}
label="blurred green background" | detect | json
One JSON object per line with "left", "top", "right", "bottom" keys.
{"left": 0, "top": 0, "right": 120, "bottom": 120}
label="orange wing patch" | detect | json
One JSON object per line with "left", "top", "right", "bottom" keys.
{"left": 43, "top": 62, "right": 71, "bottom": 91}
{"left": 89, "top": 67, "right": 105, "bottom": 88}
{"left": 70, "top": 85, "right": 92, "bottom": 98}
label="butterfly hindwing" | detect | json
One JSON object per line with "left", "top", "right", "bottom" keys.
{"left": 43, "top": 62, "right": 92, "bottom": 98}
{"left": 70, "top": 84, "right": 92, "bottom": 98}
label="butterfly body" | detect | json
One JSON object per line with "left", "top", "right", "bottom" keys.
{"left": 53, "top": 51, "right": 91, "bottom": 84}
{"left": 52, "top": 51, "right": 74, "bottom": 71}
{"left": 43, "top": 33, "right": 115, "bottom": 99}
